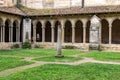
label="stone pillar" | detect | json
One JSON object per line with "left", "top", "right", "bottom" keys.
{"left": 33, "top": 24, "right": 36, "bottom": 43}
{"left": 3, "top": 25, "right": 5, "bottom": 42}
{"left": 0, "top": 26, "right": 2, "bottom": 42}
{"left": 11, "top": 26, "right": 13, "bottom": 42}
{"left": 109, "top": 24, "right": 112, "bottom": 44}
{"left": 61, "top": 20, "right": 65, "bottom": 43}
{"left": 51, "top": 21, "right": 55, "bottom": 45}
{"left": 8, "top": 25, "right": 11, "bottom": 42}
{"left": 16, "top": 25, "right": 20, "bottom": 42}
{"left": 83, "top": 23, "right": 86, "bottom": 44}
{"left": 71, "top": 20, "right": 75, "bottom": 43}
{"left": 89, "top": 15, "right": 101, "bottom": 50}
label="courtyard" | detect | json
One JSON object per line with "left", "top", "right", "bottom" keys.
{"left": 0, "top": 49, "right": 120, "bottom": 80}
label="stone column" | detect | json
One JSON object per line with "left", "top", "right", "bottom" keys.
{"left": 109, "top": 24, "right": 112, "bottom": 44}
{"left": 9, "top": 25, "right": 11, "bottom": 42}
{"left": 0, "top": 26, "right": 2, "bottom": 42}
{"left": 51, "top": 21, "right": 55, "bottom": 45}
{"left": 11, "top": 26, "right": 13, "bottom": 42}
{"left": 83, "top": 24, "right": 86, "bottom": 44}
{"left": 2, "top": 25, "right": 4, "bottom": 42}
{"left": 42, "top": 27, "right": 45, "bottom": 43}
{"left": 61, "top": 20, "right": 65, "bottom": 43}
{"left": 33, "top": 25, "right": 36, "bottom": 43}
{"left": 71, "top": 20, "right": 75, "bottom": 43}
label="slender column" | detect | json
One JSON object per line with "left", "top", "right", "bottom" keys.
{"left": 11, "top": 26, "right": 13, "bottom": 42}
{"left": 83, "top": 26, "right": 86, "bottom": 44}
{"left": 51, "top": 27, "right": 54, "bottom": 44}
{"left": 2, "top": 25, "right": 5, "bottom": 42}
{"left": 17, "top": 26, "right": 20, "bottom": 42}
{"left": 72, "top": 27, "right": 75, "bottom": 43}
{"left": 61, "top": 20, "right": 64, "bottom": 43}
{"left": 8, "top": 26, "right": 11, "bottom": 42}
{"left": 109, "top": 24, "right": 112, "bottom": 44}
{"left": 0, "top": 26, "right": 2, "bottom": 42}
{"left": 42, "top": 27, "right": 45, "bottom": 43}
{"left": 71, "top": 20, "right": 75, "bottom": 43}
{"left": 33, "top": 27, "right": 36, "bottom": 43}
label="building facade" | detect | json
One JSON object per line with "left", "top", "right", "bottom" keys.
{"left": 0, "top": 0, "right": 120, "bottom": 51}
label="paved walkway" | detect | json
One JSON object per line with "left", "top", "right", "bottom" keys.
{"left": 0, "top": 57, "right": 120, "bottom": 77}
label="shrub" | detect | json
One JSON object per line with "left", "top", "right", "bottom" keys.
{"left": 22, "top": 42, "right": 31, "bottom": 49}
{"left": 11, "top": 44, "right": 20, "bottom": 49}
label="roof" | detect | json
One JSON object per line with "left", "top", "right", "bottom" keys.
{"left": 0, "top": 5, "right": 120, "bottom": 16}
{"left": 0, "top": 7, "right": 25, "bottom": 16}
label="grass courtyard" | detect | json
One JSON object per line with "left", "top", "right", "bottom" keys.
{"left": 0, "top": 49, "right": 120, "bottom": 80}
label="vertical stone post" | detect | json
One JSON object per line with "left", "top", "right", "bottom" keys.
{"left": 55, "top": 24, "right": 64, "bottom": 58}
{"left": 83, "top": 22, "right": 87, "bottom": 44}
{"left": 51, "top": 21, "right": 55, "bottom": 45}
{"left": 71, "top": 20, "right": 75, "bottom": 43}
{"left": 41, "top": 21, "right": 45, "bottom": 44}
{"left": 109, "top": 24, "right": 112, "bottom": 45}
{"left": 61, "top": 20, "right": 65, "bottom": 43}
{"left": 9, "top": 25, "right": 11, "bottom": 42}
{"left": 11, "top": 26, "right": 13, "bottom": 42}
{"left": 0, "top": 26, "right": 2, "bottom": 42}
{"left": 17, "top": 25, "right": 20, "bottom": 42}
{"left": 3, "top": 25, "right": 5, "bottom": 42}
{"left": 89, "top": 15, "right": 101, "bottom": 50}
{"left": 33, "top": 24, "right": 36, "bottom": 43}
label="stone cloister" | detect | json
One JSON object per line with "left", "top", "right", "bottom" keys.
{"left": 0, "top": 13, "right": 120, "bottom": 51}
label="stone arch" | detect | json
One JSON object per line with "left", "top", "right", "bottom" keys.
{"left": 54, "top": 21, "right": 61, "bottom": 42}
{"left": 45, "top": 21, "right": 51, "bottom": 42}
{"left": 86, "top": 20, "right": 90, "bottom": 43}
{"left": 36, "top": 21, "right": 42, "bottom": 42}
{"left": 75, "top": 20, "right": 83, "bottom": 43}
{"left": 0, "top": 18, "right": 3, "bottom": 42}
{"left": 112, "top": 19, "right": 120, "bottom": 44}
{"left": 101, "top": 19, "right": 109, "bottom": 44}
{"left": 5, "top": 19, "right": 11, "bottom": 42}
{"left": 64, "top": 20, "right": 72, "bottom": 43}
{"left": 13, "top": 20, "right": 19, "bottom": 42}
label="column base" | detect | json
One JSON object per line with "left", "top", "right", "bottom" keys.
{"left": 55, "top": 55, "right": 64, "bottom": 58}
{"left": 89, "top": 43, "right": 101, "bottom": 51}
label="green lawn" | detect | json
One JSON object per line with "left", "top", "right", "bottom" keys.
{"left": 0, "top": 49, "right": 82, "bottom": 57}
{"left": 34, "top": 56, "right": 83, "bottom": 62}
{"left": 81, "top": 51, "right": 120, "bottom": 61}
{"left": 0, "top": 63, "right": 120, "bottom": 80}
{"left": 0, "top": 56, "right": 33, "bottom": 71}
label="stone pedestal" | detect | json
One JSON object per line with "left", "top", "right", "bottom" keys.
{"left": 89, "top": 15, "right": 101, "bottom": 50}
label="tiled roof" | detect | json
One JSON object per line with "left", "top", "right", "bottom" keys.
{"left": 20, "top": 5, "right": 120, "bottom": 16}
{"left": 0, "top": 5, "right": 120, "bottom": 16}
{"left": 0, "top": 7, "right": 24, "bottom": 15}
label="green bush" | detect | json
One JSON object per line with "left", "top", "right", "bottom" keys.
{"left": 22, "top": 42, "right": 31, "bottom": 49}
{"left": 11, "top": 44, "right": 20, "bottom": 49}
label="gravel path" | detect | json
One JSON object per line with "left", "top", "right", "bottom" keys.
{"left": 0, "top": 57, "right": 120, "bottom": 77}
